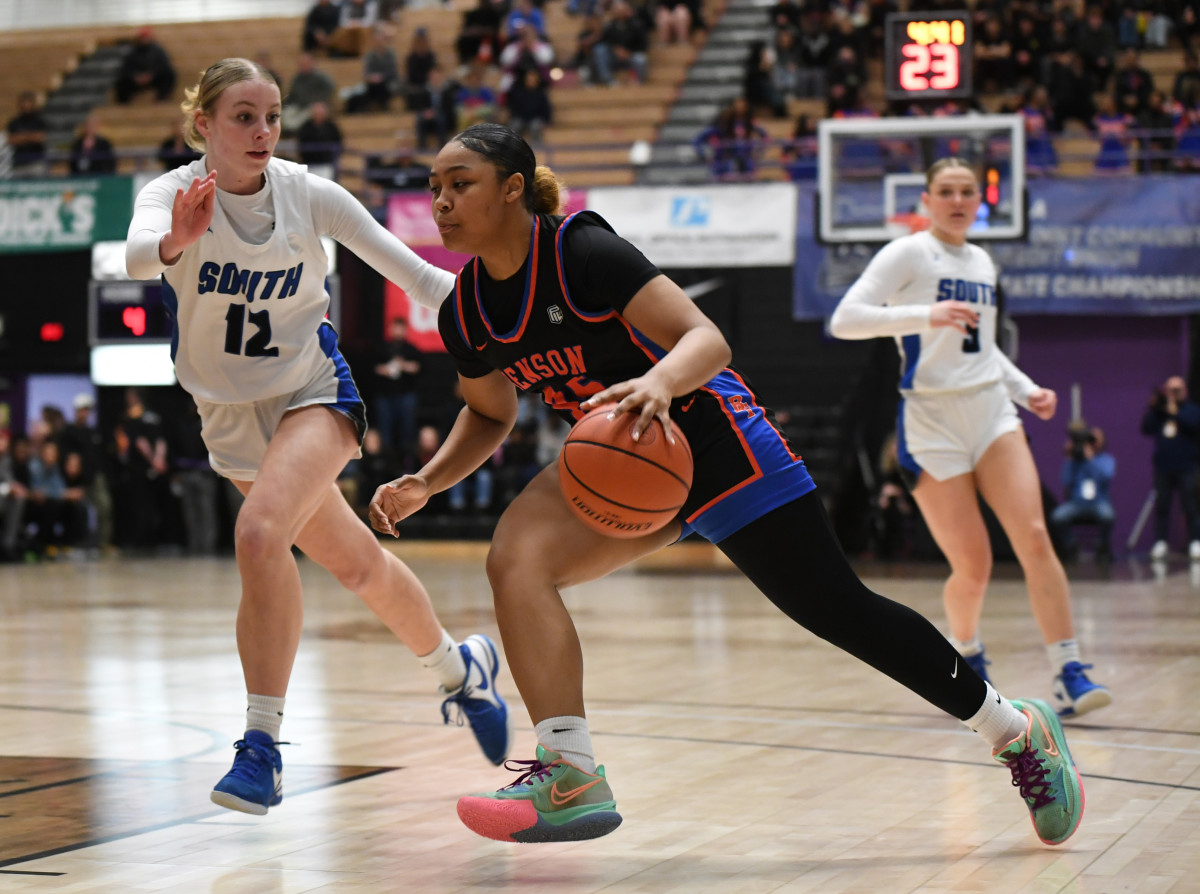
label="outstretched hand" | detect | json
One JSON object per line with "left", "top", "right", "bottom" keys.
{"left": 580, "top": 373, "right": 677, "bottom": 444}
{"left": 162, "top": 171, "right": 218, "bottom": 261}
{"left": 369, "top": 474, "right": 431, "bottom": 537}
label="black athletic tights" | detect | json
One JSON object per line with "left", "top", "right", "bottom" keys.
{"left": 717, "top": 491, "right": 987, "bottom": 721}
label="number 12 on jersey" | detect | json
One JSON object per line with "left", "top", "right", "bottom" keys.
{"left": 224, "top": 304, "right": 279, "bottom": 357}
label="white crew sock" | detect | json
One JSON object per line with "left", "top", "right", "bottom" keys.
{"left": 535, "top": 716, "right": 596, "bottom": 773}
{"left": 950, "top": 636, "right": 984, "bottom": 657}
{"left": 1046, "top": 639, "right": 1081, "bottom": 673}
{"left": 246, "top": 693, "right": 286, "bottom": 741}
{"left": 419, "top": 629, "right": 468, "bottom": 692}
{"left": 964, "top": 682, "right": 1029, "bottom": 751}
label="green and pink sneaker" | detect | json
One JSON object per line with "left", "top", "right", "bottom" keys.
{"left": 995, "top": 698, "right": 1085, "bottom": 845}
{"left": 457, "top": 745, "right": 622, "bottom": 843}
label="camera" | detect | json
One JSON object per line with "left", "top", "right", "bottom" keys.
{"left": 1068, "top": 427, "right": 1096, "bottom": 461}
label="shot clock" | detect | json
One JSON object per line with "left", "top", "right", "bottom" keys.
{"left": 884, "top": 11, "right": 973, "bottom": 101}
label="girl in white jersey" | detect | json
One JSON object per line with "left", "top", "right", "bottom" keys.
{"left": 829, "top": 158, "right": 1111, "bottom": 719}
{"left": 125, "top": 59, "right": 512, "bottom": 816}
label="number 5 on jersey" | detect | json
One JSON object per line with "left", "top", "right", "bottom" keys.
{"left": 224, "top": 304, "right": 279, "bottom": 357}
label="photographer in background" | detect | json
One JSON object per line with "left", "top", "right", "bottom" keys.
{"left": 1050, "top": 424, "right": 1116, "bottom": 563}
{"left": 1141, "top": 375, "right": 1200, "bottom": 561}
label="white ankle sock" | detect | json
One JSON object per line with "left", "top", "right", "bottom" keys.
{"left": 1046, "top": 639, "right": 1081, "bottom": 673}
{"left": 950, "top": 636, "right": 983, "bottom": 657}
{"left": 964, "top": 683, "right": 1029, "bottom": 751}
{"left": 246, "top": 693, "right": 285, "bottom": 741}
{"left": 419, "top": 629, "right": 467, "bottom": 692}
{"left": 535, "top": 716, "right": 596, "bottom": 773}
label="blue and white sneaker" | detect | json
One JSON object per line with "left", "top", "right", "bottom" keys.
{"left": 441, "top": 633, "right": 514, "bottom": 766}
{"left": 210, "top": 730, "right": 284, "bottom": 815}
{"left": 964, "top": 646, "right": 993, "bottom": 685}
{"left": 1051, "top": 661, "right": 1112, "bottom": 719}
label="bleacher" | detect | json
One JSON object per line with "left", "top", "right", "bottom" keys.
{"left": 4, "top": 2, "right": 725, "bottom": 191}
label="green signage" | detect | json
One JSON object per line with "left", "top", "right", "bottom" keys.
{"left": 0, "top": 176, "right": 134, "bottom": 253}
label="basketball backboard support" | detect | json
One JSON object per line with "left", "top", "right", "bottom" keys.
{"left": 816, "top": 114, "right": 1026, "bottom": 244}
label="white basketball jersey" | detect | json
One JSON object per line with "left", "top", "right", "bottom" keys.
{"left": 153, "top": 158, "right": 333, "bottom": 404}
{"left": 843, "top": 231, "right": 1009, "bottom": 395}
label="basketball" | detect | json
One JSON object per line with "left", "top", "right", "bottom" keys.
{"left": 558, "top": 403, "right": 693, "bottom": 539}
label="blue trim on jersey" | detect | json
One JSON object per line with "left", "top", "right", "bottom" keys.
{"left": 895, "top": 398, "right": 923, "bottom": 478}
{"left": 160, "top": 275, "right": 180, "bottom": 362}
{"left": 555, "top": 212, "right": 619, "bottom": 322}
{"left": 899, "top": 333, "right": 921, "bottom": 390}
{"left": 679, "top": 369, "right": 815, "bottom": 544}
{"left": 317, "top": 321, "right": 367, "bottom": 440}
{"left": 475, "top": 216, "right": 539, "bottom": 342}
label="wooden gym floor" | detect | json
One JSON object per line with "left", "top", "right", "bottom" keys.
{"left": 1, "top": 542, "right": 1197, "bottom": 893}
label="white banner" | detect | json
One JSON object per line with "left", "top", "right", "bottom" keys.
{"left": 586, "top": 182, "right": 798, "bottom": 268}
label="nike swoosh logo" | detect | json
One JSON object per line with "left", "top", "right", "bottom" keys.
{"left": 681, "top": 396, "right": 696, "bottom": 412}
{"left": 951, "top": 658, "right": 958, "bottom": 679}
{"left": 550, "top": 777, "right": 603, "bottom": 806}
{"left": 1030, "top": 710, "right": 1060, "bottom": 756}
{"left": 474, "top": 342, "right": 487, "bottom": 350}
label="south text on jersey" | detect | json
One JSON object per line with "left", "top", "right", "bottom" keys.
{"left": 935, "top": 278, "right": 995, "bottom": 305}
{"left": 197, "top": 261, "right": 304, "bottom": 302}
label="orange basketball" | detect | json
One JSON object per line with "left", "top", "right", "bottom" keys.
{"left": 558, "top": 403, "right": 693, "bottom": 538}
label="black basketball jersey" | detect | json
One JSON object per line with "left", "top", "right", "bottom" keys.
{"left": 438, "top": 210, "right": 815, "bottom": 543}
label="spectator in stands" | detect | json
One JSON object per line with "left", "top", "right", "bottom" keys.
{"left": 1011, "top": 15, "right": 1048, "bottom": 87}
{"left": 1138, "top": 89, "right": 1177, "bottom": 171}
{"left": 656, "top": 0, "right": 694, "bottom": 44}
{"left": 825, "top": 44, "right": 866, "bottom": 116}
{"left": 111, "top": 388, "right": 168, "bottom": 552}
{"left": 1048, "top": 49, "right": 1097, "bottom": 130}
{"left": 403, "top": 27, "right": 438, "bottom": 110}
{"left": 744, "top": 40, "right": 789, "bottom": 118}
{"left": 27, "top": 439, "right": 88, "bottom": 554}
{"left": 1113, "top": 49, "right": 1155, "bottom": 117}
{"left": 506, "top": 68, "right": 553, "bottom": 145}
{"left": 357, "top": 27, "right": 400, "bottom": 111}
{"left": 304, "top": 0, "right": 343, "bottom": 54}
{"left": 69, "top": 113, "right": 117, "bottom": 176}
{"left": 505, "top": 0, "right": 547, "bottom": 42}
{"left": 60, "top": 393, "right": 113, "bottom": 554}
{"left": 158, "top": 119, "right": 203, "bottom": 169}
{"left": 456, "top": 0, "right": 505, "bottom": 66}
{"left": 693, "top": 96, "right": 768, "bottom": 181}
{"left": 284, "top": 52, "right": 338, "bottom": 133}
{"left": 1174, "top": 51, "right": 1200, "bottom": 106}
{"left": 297, "top": 101, "right": 344, "bottom": 172}
{"left": 768, "top": 0, "right": 803, "bottom": 33}
{"left": 365, "top": 141, "right": 432, "bottom": 191}
{"left": 1179, "top": 2, "right": 1198, "bottom": 53}
{"left": 1143, "top": 375, "right": 1200, "bottom": 560}
{"left": 372, "top": 316, "right": 424, "bottom": 459}
{"left": 115, "top": 26, "right": 177, "bottom": 104}
{"left": 1051, "top": 425, "right": 1115, "bottom": 563}
{"left": 170, "top": 401, "right": 219, "bottom": 556}
{"left": 770, "top": 28, "right": 803, "bottom": 100}
{"left": 795, "top": 12, "right": 831, "bottom": 99}
{"left": 0, "top": 430, "right": 29, "bottom": 563}
{"left": 1076, "top": 7, "right": 1117, "bottom": 90}
{"left": 570, "top": 12, "right": 609, "bottom": 85}
{"left": 595, "top": 0, "right": 649, "bottom": 85}
{"left": 5, "top": 91, "right": 48, "bottom": 176}
{"left": 974, "top": 15, "right": 1014, "bottom": 95}
{"left": 355, "top": 429, "right": 396, "bottom": 518}
{"left": 1020, "top": 85, "right": 1058, "bottom": 172}
{"left": 328, "top": 0, "right": 380, "bottom": 57}
{"left": 457, "top": 63, "right": 500, "bottom": 127}
{"left": 499, "top": 23, "right": 555, "bottom": 96}
{"left": 412, "top": 66, "right": 459, "bottom": 149}
{"left": 780, "top": 112, "right": 818, "bottom": 180}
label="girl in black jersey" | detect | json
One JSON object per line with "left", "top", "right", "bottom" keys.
{"left": 369, "top": 124, "right": 1084, "bottom": 848}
